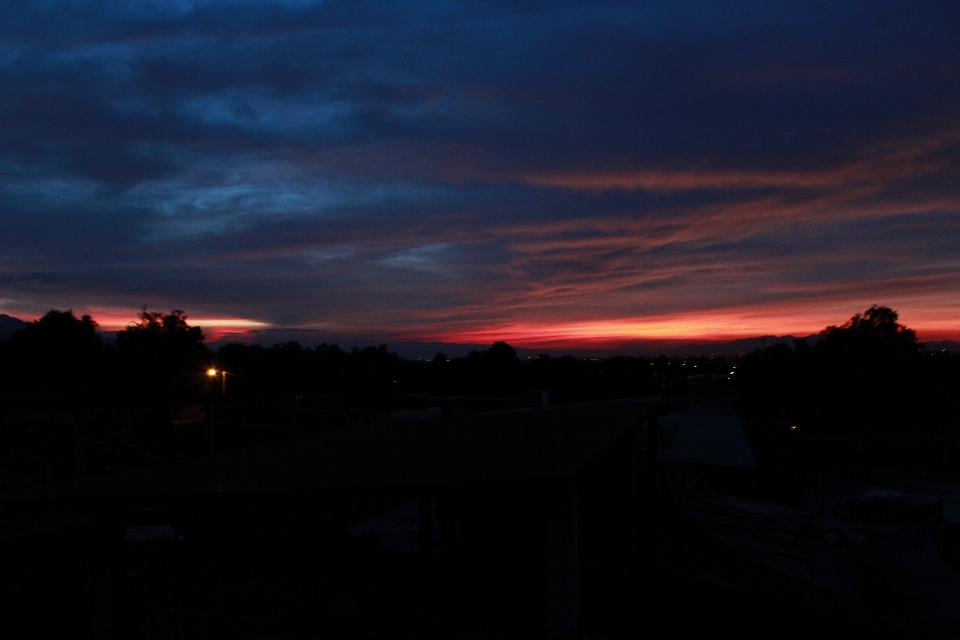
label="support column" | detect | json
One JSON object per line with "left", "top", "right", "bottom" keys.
{"left": 546, "top": 484, "right": 578, "bottom": 638}
{"left": 645, "top": 412, "right": 660, "bottom": 502}
{"left": 93, "top": 508, "right": 125, "bottom": 640}
{"left": 619, "top": 432, "right": 639, "bottom": 571}
{"left": 620, "top": 431, "right": 640, "bottom": 569}
{"left": 75, "top": 415, "right": 87, "bottom": 480}
{"left": 610, "top": 430, "right": 642, "bottom": 632}
{"left": 205, "top": 403, "right": 216, "bottom": 454}
{"left": 640, "top": 411, "right": 662, "bottom": 577}
{"left": 418, "top": 495, "right": 433, "bottom": 553}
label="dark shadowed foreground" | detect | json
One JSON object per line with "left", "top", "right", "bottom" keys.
{"left": 2, "top": 397, "right": 949, "bottom": 639}
{"left": 1, "top": 307, "right": 958, "bottom": 638}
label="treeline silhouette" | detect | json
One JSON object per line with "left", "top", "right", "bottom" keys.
{"left": 735, "top": 306, "right": 960, "bottom": 434}
{"left": 0, "top": 309, "right": 209, "bottom": 399}
{"left": 0, "top": 308, "right": 673, "bottom": 405}
{"left": 215, "top": 340, "right": 687, "bottom": 403}
{"left": 1, "top": 305, "right": 957, "bottom": 435}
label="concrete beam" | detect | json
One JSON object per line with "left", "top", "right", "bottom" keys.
{"left": 546, "top": 484, "right": 578, "bottom": 638}
{"left": 93, "top": 509, "right": 125, "bottom": 640}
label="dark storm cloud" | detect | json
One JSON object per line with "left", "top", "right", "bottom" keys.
{"left": 1, "top": 1, "right": 958, "bottom": 340}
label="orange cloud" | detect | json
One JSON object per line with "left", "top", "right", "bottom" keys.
{"left": 524, "top": 128, "right": 960, "bottom": 193}
{"left": 19, "top": 308, "right": 271, "bottom": 341}
{"left": 418, "top": 301, "right": 960, "bottom": 349}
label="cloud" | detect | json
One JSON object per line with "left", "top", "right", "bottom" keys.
{"left": 378, "top": 243, "right": 455, "bottom": 271}
{"left": 0, "top": 1, "right": 958, "bottom": 344}
{"left": 524, "top": 127, "right": 960, "bottom": 193}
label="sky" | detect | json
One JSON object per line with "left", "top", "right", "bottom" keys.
{"left": 1, "top": 1, "right": 958, "bottom": 349}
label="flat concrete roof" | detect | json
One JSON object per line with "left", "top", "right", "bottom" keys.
{"left": 0, "top": 398, "right": 657, "bottom": 506}
{"left": 658, "top": 411, "right": 758, "bottom": 469}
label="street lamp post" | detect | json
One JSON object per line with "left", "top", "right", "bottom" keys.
{"left": 204, "top": 368, "right": 226, "bottom": 454}
{"left": 207, "top": 368, "right": 227, "bottom": 395}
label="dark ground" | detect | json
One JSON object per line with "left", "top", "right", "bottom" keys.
{"left": 0, "top": 506, "right": 912, "bottom": 640}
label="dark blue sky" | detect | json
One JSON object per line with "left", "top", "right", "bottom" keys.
{"left": 2, "top": 1, "right": 958, "bottom": 346}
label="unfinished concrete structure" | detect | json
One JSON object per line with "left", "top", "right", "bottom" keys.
{"left": 1, "top": 398, "right": 659, "bottom": 639}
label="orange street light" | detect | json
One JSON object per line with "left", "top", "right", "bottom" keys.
{"left": 207, "top": 368, "right": 226, "bottom": 395}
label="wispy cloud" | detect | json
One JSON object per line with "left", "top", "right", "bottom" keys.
{"left": 1, "top": 1, "right": 958, "bottom": 344}
{"left": 524, "top": 129, "right": 960, "bottom": 193}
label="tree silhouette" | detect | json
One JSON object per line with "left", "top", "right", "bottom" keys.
{"left": 814, "top": 305, "right": 924, "bottom": 432}
{"left": 736, "top": 305, "right": 953, "bottom": 434}
{"left": 116, "top": 308, "right": 210, "bottom": 396}
{"left": 456, "top": 341, "right": 522, "bottom": 396}
{"left": 818, "top": 305, "right": 920, "bottom": 357}
{"left": 7, "top": 309, "right": 103, "bottom": 394}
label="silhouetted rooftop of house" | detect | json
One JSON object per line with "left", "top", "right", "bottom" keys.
{"left": 0, "top": 398, "right": 657, "bottom": 506}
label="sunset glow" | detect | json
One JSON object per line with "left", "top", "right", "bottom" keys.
{"left": 81, "top": 312, "right": 269, "bottom": 333}
{"left": 426, "top": 310, "right": 960, "bottom": 350}
{"left": 0, "top": 2, "right": 957, "bottom": 352}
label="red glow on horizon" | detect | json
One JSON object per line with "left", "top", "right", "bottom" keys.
{"left": 15, "top": 308, "right": 269, "bottom": 342}
{"left": 421, "top": 309, "right": 960, "bottom": 349}
{"left": 10, "top": 303, "right": 958, "bottom": 350}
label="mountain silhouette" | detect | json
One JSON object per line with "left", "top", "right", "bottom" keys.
{"left": 0, "top": 314, "right": 28, "bottom": 339}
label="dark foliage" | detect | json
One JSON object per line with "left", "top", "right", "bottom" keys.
{"left": 215, "top": 339, "right": 663, "bottom": 404}
{"left": 736, "top": 306, "right": 960, "bottom": 434}
{"left": 2, "top": 310, "right": 104, "bottom": 394}
{"left": 3, "top": 304, "right": 956, "bottom": 438}
{"left": 216, "top": 341, "right": 405, "bottom": 402}
{"left": 0, "top": 308, "right": 213, "bottom": 400}
{"left": 114, "top": 308, "right": 211, "bottom": 398}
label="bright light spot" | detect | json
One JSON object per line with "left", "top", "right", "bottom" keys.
{"left": 207, "top": 369, "right": 218, "bottom": 377}
{"left": 193, "top": 319, "right": 270, "bottom": 329}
